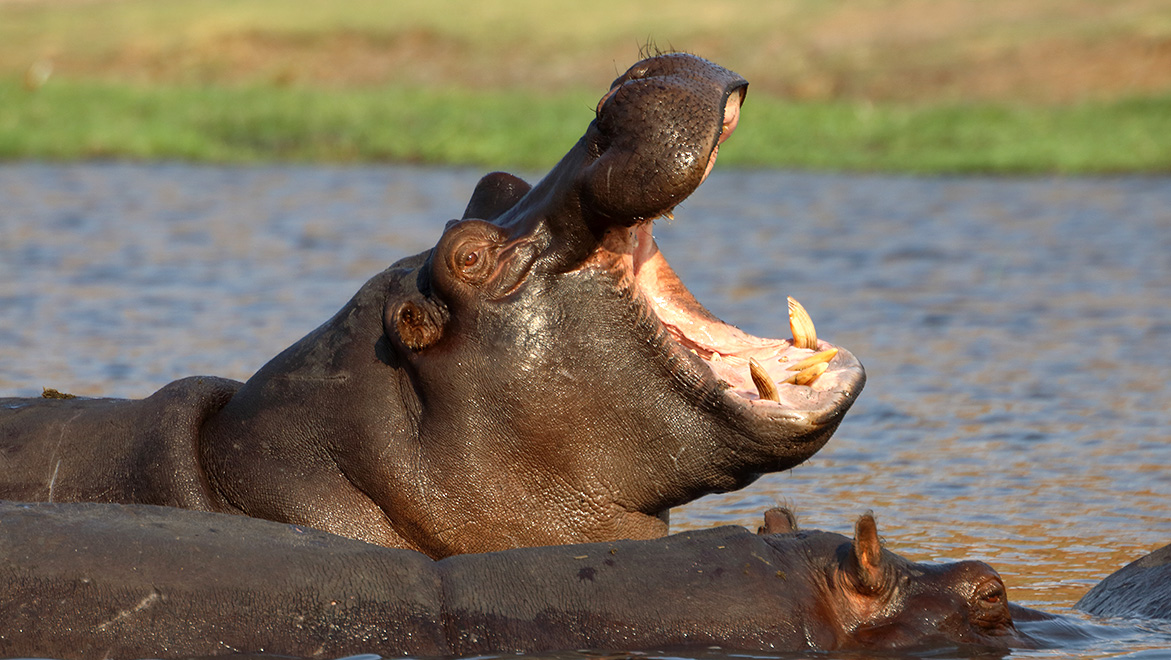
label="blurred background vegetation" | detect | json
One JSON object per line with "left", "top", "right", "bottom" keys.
{"left": 2, "top": 0, "right": 1170, "bottom": 172}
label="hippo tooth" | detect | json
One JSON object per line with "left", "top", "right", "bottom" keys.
{"left": 788, "top": 297, "right": 818, "bottom": 350}
{"left": 787, "top": 348, "right": 838, "bottom": 372}
{"left": 749, "top": 357, "right": 780, "bottom": 402}
{"left": 783, "top": 362, "right": 828, "bottom": 386}
{"left": 663, "top": 210, "right": 675, "bottom": 220}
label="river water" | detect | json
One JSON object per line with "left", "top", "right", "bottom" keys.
{"left": 1, "top": 163, "right": 1169, "bottom": 659}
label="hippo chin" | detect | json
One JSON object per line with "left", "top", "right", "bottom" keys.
{"left": 0, "top": 503, "right": 1031, "bottom": 658}
{"left": 0, "top": 53, "right": 864, "bottom": 558}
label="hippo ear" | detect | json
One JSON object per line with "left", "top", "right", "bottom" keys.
{"left": 387, "top": 299, "right": 447, "bottom": 351}
{"left": 461, "top": 172, "right": 532, "bottom": 222}
{"left": 851, "top": 512, "right": 885, "bottom": 593}
{"left": 757, "top": 507, "right": 798, "bottom": 535}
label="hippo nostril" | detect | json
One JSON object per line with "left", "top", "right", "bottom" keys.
{"left": 627, "top": 64, "right": 651, "bottom": 80}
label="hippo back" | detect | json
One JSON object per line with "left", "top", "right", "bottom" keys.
{"left": 0, "top": 377, "right": 240, "bottom": 509}
{"left": 1076, "top": 543, "right": 1171, "bottom": 620}
{"left": 0, "top": 501, "right": 446, "bottom": 658}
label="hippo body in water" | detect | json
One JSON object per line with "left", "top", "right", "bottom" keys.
{"left": 0, "top": 502, "right": 1031, "bottom": 658}
{"left": 0, "top": 54, "right": 864, "bottom": 558}
{"left": 1076, "top": 542, "right": 1171, "bottom": 620}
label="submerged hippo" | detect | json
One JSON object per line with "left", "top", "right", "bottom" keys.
{"left": 1076, "top": 542, "right": 1171, "bottom": 620}
{"left": 0, "top": 53, "right": 865, "bottom": 558}
{"left": 0, "top": 502, "right": 1032, "bottom": 657}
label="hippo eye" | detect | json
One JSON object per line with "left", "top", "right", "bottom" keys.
{"left": 971, "top": 581, "right": 1013, "bottom": 632}
{"left": 451, "top": 242, "right": 496, "bottom": 285}
{"left": 975, "top": 582, "right": 1006, "bottom": 607}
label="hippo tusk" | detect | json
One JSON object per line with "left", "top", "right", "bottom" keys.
{"left": 788, "top": 348, "right": 838, "bottom": 372}
{"left": 788, "top": 296, "right": 818, "bottom": 350}
{"left": 783, "top": 362, "right": 828, "bottom": 386}
{"left": 749, "top": 357, "right": 780, "bottom": 402}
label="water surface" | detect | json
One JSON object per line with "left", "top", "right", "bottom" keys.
{"left": 1, "top": 163, "right": 1169, "bottom": 658}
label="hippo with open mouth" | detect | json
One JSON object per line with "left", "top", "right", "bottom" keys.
{"left": 0, "top": 53, "right": 865, "bottom": 558}
{"left": 0, "top": 503, "right": 1034, "bottom": 658}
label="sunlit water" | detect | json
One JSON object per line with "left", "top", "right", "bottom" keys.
{"left": 1, "top": 163, "right": 1169, "bottom": 659}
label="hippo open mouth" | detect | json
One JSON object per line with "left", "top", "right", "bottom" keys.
{"left": 585, "top": 63, "right": 863, "bottom": 435}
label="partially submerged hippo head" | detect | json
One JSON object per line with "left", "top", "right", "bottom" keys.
{"left": 0, "top": 54, "right": 863, "bottom": 559}
{"left": 759, "top": 508, "right": 1026, "bottom": 651}
{"left": 828, "top": 515, "right": 1020, "bottom": 650}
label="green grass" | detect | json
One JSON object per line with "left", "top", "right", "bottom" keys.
{"left": 2, "top": 0, "right": 1169, "bottom": 173}
{"left": 730, "top": 98, "right": 1171, "bottom": 173}
{"left": 3, "top": 77, "right": 1170, "bottom": 173}
{"left": 0, "top": 78, "right": 596, "bottom": 167}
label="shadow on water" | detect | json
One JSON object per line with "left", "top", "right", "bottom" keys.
{"left": 0, "top": 164, "right": 1169, "bottom": 658}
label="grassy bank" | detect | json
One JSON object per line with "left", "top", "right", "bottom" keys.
{"left": 3, "top": 0, "right": 1170, "bottom": 172}
{"left": 0, "top": 78, "right": 594, "bottom": 167}
{"left": 4, "top": 77, "right": 1170, "bottom": 173}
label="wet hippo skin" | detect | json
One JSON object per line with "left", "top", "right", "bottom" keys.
{"left": 0, "top": 53, "right": 864, "bottom": 558}
{"left": 0, "top": 502, "right": 1033, "bottom": 658}
{"left": 1076, "top": 542, "right": 1171, "bottom": 620}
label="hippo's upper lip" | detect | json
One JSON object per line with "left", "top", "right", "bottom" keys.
{"left": 617, "top": 97, "right": 865, "bottom": 429}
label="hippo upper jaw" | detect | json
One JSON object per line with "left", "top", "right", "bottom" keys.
{"left": 559, "top": 54, "right": 865, "bottom": 479}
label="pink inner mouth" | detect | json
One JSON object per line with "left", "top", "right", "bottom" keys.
{"left": 630, "top": 226, "right": 839, "bottom": 404}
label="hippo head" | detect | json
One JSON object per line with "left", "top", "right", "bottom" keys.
{"left": 204, "top": 54, "right": 865, "bottom": 558}
{"left": 387, "top": 54, "right": 864, "bottom": 548}
{"left": 826, "top": 514, "right": 1026, "bottom": 650}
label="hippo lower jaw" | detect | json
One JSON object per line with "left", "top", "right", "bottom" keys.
{"left": 632, "top": 227, "right": 864, "bottom": 413}
{"left": 606, "top": 143, "right": 865, "bottom": 461}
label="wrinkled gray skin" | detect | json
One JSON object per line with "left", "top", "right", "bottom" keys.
{"left": 1076, "top": 542, "right": 1171, "bottom": 620}
{"left": 0, "top": 502, "right": 1032, "bottom": 658}
{"left": 0, "top": 54, "right": 864, "bottom": 558}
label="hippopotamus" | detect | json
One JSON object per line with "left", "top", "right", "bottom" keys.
{"left": 0, "top": 53, "right": 865, "bottom": 558}
{"left": 0, "top": 502, "right": 1032, "bottom": 657}
{"left": 1076, "top": 542, "right": 1171, "bottom": 620}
